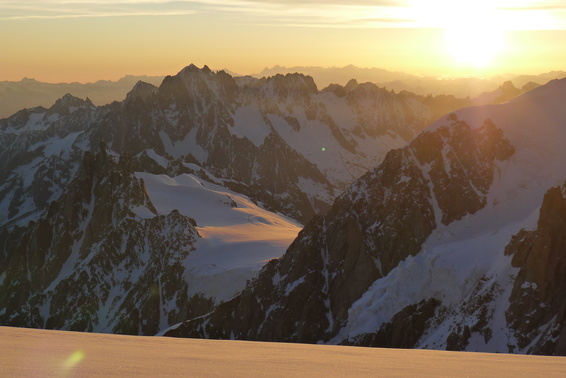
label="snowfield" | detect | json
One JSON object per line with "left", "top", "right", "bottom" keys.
{"left": 136, "top": 172, "right": 302, "bottom": 303}
{"left": 2, "top": 327, "right": 565, "bottom": 377}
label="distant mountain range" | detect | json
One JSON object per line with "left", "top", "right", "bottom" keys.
{"left": 3, "top": 64, "right": 566, "bottom": 355}
{"left": 0, "top": 75, "right": 164, "bottom": 118}
{"left": 3, "top": 66, "right": 564, "bottom": 119}
{"left": 257, "top": 65, "right": 566, "bottom": 98}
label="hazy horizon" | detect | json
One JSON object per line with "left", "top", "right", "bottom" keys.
{"left": 1, "top": 1, "right": 565, "bottom": 83}
{"left": 2, "top": 63, "right": 565, "bottom": 86}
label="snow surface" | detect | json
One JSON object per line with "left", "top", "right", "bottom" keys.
{"left": 333, "top": 78, "right": 566, "bottom": 352}
{"left": 4, "top": 112, "right": 51, "bottom": 134}
{"left": 230, "top": 104, "right": 273, "bottom": 147}
{"left": 266, "top": 103, "right": 404, "bottom": 189}
{"left": 136, "top": 172, "right": 302, "bottom": 302}
{"left": 159, "top": 129, "right": 208, "bottom": 162}
{"left": 4, "top": 327, "right": 566, "bottom": 377}
{"left": 142, "top": 148, "right": 169, "bottom": 169}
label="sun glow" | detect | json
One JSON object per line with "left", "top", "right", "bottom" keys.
{"left": 444, "top": 26, "right": 506, "bottom": 68}
{"left": 442, "top": 1, "right": 507, "bottom": 69}
{"left": 411, "top": 0, "right": 512, "bottom": 72}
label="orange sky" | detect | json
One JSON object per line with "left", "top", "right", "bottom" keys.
{"left": 1, "top": 1, "right": 565, "bottom": 83}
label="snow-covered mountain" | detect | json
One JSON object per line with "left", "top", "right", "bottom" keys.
{"left": 166, "top": 78, "right": 566, "bottom": 355}
{"left": 0, "top": 143, "right": 300, "bottom": 334}
{"left": 1, "top": 64, "right": 468, "bottom": 334}
{"left": 0, "top": 64, "right": 467, "bottom": 228}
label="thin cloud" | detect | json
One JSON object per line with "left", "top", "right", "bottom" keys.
{"left": 3, "top": 0, "right": 564, "bottom": 30}
{"left": 354, "top": 17, "right": 415, "bottom": 25}
{"left": 499, "top": 5, "right": 566, "bottom": 11}
{"left": 201, "top": 1, "right": 413, "bottom": 28}
{"left": 1, "top": 10, "right": 198, "bottom": 20}
{"left": 0, "top": 0, "right": 410, "bottom": 23}
{"left": 0, "top": 1, "right": 202, "bottom": 20}
{"left": 244, "top": 0, "right": 404, "bottom": 5}
{"left": 13, "top": 0, "right": 403, "bottom": 5}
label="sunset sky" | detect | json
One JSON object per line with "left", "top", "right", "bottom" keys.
{"left": 1, "top": 0, "right": 566, "bottom": 83}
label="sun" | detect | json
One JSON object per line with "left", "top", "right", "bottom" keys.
{"left": 441, "top": 1, "right": 507, "bottom": 70}
{"left": 410, "top": 0, "right": 508, "bottom": 72}
{"left": 444, "top": 25, "right": 506, "bottom": 68}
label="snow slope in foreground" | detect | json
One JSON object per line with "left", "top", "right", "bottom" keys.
{"left": 136, "top": 172, "right": 302, "bottom": 302}
{"left": 3, "top": 326, "right": 565, "bottom": 377}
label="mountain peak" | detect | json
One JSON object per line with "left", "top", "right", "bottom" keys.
{"left": 178, "top": 64, "right": 212, "bottom": 77}
{"left": 264, "top": 73, "right": 318, "bottom": 97}
{"left": 158, "top": 63, "right": 238, "bottom": 106}
{"left": 125, "top": 81, "right": 158, "bottom": 103}
{"left": 512, "top": 76, "right": 566, "bottom": 103}
{"left": 57, "top": 93, "right": 93, "bottom": 106}
{"left": 501, "top": 80, "right": 518, "bottom": 91}
{"left": 48, "top": 93, "right": 94, "bottom": 116}
{"left": 344, "top": 78, "right": 359, "bottom": 92}
{"left": 20, "top": 77, "right": 38, "bottom": 83}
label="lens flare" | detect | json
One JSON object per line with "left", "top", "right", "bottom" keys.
{"left": 63, "top": 350, "right": 85, "bottom": 370}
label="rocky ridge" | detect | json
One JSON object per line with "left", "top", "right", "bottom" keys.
{"left": 166, "top": 78, "right": 566, "bottom": 356}
{"left": 1, "top": 64, "right": 471, "bottom": 229}
{"left": 166, "top": 114, "right": 515, "bottom": 343}
{"left": 0, "top": 144, "right": 202, "bottom": 334}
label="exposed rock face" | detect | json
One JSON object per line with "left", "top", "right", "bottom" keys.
{"left": 0, "top": 146, "right": 202, "bottom": 334}
{"left": 47, "top": 93, "right": 95, "bottom": 116}
{"left": 343, "top": 298, "right": 442, "bottom": 349}
{"left": 166, "top": 115, "right": 515, "bottom": 343}
{"left": 505, "top": 182, "right": 566, "bottom": 355}
{"left": 0, "top": 100, "right": 105, "bottom": 227}
{"left": 106, "top": 67, "right": 336, "bottom": 222}
{"left": 2, "top": 64, "right": 474, "bottom": 337}
{"left": 410, "top": 116, "right": 515, "bottom": 225}
{"left": 2, "top": 65, "right": 465, "bottom": 226}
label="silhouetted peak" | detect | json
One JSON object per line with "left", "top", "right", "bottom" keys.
{"left": 20, "top": 77, "right": 38, "bottom": 83}
{"left": 187, "top": 63, "right": 199, "bottom": 71}
{"left": 179, "top": 64, "right": 212, "bottom": 77}
{"left": 322, "top": 79, "right": 364, "bottom": 97}
{"left": 344, "top": 79, "right": 359, "bottom": 92}
{"left": 521, "top": 81, "right": 541, "bottom": 93}
{"left": 501, "top": 81, "right": 519, "bottom": 92}
{"left": 58, "top": 93, "right": 93, "bottom": 106}
{"left": 491, "top": 81, "right": 522, "bottom": 104}
{"left": 157, "top": 64, "right": 239, "bottom": 108}
{"left": 264, "top": 73, "right": 318, "bottom": 96}
{"left": 125, "top": 81, "right": 158, "bottom": 103}
{"left": 48, "top": 93, "right": 94, "bottom": 116}
{"left": 322, "top": 83, "right": 347, "bottom": 97}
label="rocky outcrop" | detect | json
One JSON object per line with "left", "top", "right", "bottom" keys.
{"left": 0, "top": 145, "right": 202, "bottom": 334}
{"left": 46, "top": 93, "right": 94, "bottom": 117}
{"left": 505, "top": 182, "right": 566, "bottom": 355}
{"left": 343, "top": 298, "right": 442, "bottom": 348}
{"left": 410, "top": 115, "right": 515, "bottom": 225}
